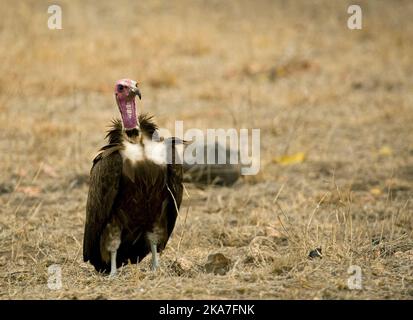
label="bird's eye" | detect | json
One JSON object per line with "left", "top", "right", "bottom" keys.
{"left": 117, "top": 84, "right": 124, "bottom": 92}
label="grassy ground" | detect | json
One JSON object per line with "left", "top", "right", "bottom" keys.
{"left": 0, "top": 0, "right": 412, "bottom": 299}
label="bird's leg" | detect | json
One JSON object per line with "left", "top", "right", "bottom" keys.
{"left": 110, "top": 250, "right": 117, "bottom": 277}
{"left": 103, "top": 222, "right": 121, "bottom": 278}
{"left": 150, "top": 242, "right": 159, "bottom": 271}
{"left": 147, "top": 231, "right": 161, "bottom": 271}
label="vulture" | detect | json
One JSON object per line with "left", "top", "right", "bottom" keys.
{"left": 83, "top": 79, "right": 184, "bottom": 276}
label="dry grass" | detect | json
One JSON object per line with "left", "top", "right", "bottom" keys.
{"left": 0, "top": 0, "right": 412, "bottom": 299}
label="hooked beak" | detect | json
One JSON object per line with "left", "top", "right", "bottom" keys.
{"left": 130, "top": 86, "right": 141, "bottom": 100}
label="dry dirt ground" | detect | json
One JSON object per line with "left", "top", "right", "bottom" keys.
{"left": 0, "top": 0, "right": 412, "bottom": 299}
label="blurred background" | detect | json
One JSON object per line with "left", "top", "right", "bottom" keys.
{"left": 0, "top": 0, "right": 412, "bottom": 299}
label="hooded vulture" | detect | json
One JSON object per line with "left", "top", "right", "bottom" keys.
{"left": 83, "top": 78, "right": 183, "bottom": 276}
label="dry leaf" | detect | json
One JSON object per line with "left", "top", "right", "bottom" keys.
{"left": 379, "top": 146, "right": 393, "bottom": 156}
{"left": 370, "top": 188, "right": 382, "bottom": 196}
{"left": 273, "top": 152, "right": 305, "bottom": 165}
{"left": 16, "top": 186, "right": 41, "bottom": 197}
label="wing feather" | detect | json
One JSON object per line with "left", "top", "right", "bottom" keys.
{"left": 83, "top": 151, "right": 123, "bottom": 271}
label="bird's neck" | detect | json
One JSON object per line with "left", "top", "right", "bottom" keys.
{"left": 124, "top": 127, "right": 141, "bottom": 144}
{"left": 117, "top": 96, "right": 138, "bottom": 130}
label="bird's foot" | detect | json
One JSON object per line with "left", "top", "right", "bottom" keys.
{"left": 151, "top": 262, "right": 159, "bottom": 272}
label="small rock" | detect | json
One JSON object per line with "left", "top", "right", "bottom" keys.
{"left": 204, "top": 253, "right": 232, "bottom": 275}
{"left": 308, "top": 248, "right": 322, "bottom": 259}
{"left": 372, "top": 236, "right": 385, "bottom": 246}
{"left": 351, "top": 81, "right": 364, "bottom": 90}
{"left": 0, "top": 183, "right": 13, "bottom": 195}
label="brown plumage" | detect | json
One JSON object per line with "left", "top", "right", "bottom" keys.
{"left": 83, "top": 114, "right": 183, "bottom": 275}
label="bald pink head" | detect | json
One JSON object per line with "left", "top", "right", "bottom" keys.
{"left": 114, "top": 79, "right": 141, "bottom": 130}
